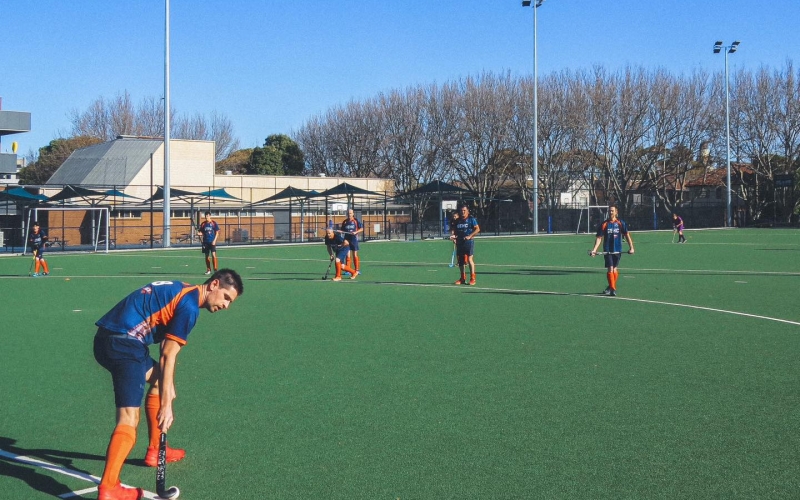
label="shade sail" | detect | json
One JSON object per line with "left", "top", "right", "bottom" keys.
{"left": 250, "top": 186, "right": 318, "bottom": 205}
{"left": 395, "top": 180, "right": 468, "bottom": 198}
{"left": 47, "top": 185, "right": 108, "bottom": 203}
{"left": 196, "top": 188, "right": 242, "bottom": 202}
{"left": 142, "top": 186, "right": 242, "bottom": 204}
{"left": 0, "top": 187, "right": 49, "bottom": 202}
{"left": 316, "top": 182, "right": 383, "bottom": 198}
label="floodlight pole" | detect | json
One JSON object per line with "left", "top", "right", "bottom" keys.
{"left": 163, "top": 0, "right": 172, "bottom": 247}
{"left": 714, "top": 40, "right": 739, "bottom": 228}
{"left": 523, "top": 0, "right": 545, "bottom": 234}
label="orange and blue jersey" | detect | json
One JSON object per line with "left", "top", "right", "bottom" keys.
{"left": 29, "top": 229, "right": 48, "bottom": 254}
{"left": 96, "top": 280, "right": 200, "bottom": 347}
{"left": 341, "top": 217, "right": 362, "bottom": 250}
{"left": 596, "top": 219, "right": 629, "bottom": 253}
{"left": 453, "top": 216, "right": 478, "bottom": 242}
{"left": 325, "top": 232, "right": 349, "bottom": 260}
{"left": 199, "top": 220, "right": 220, "bottom": 244}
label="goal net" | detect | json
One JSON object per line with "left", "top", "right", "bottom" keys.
{"left": 576, "top": 205, "right": 608, "bottom": 234}
{"left": 24, "top": 206, "right": 111, "bottom": 254}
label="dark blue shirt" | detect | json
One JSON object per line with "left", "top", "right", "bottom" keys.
{"left": 596, "top": 219, "right": 629, "bottom": 253}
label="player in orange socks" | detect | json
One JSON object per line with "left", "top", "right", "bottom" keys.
{"left": 341, "top": 208, "right": 363, "bottom": 276}
{"left": 28, "top": 221, "right": 51, "bottom": 277}
{"left": 325, "top": 228, "right": 357, "bottom": 281}
{"left": 450, "top": 205, "right": 480, "bottom": 286}
{"left": 590, "top": 205, "right": 634, "bottom": 297}
{"left": 93, "top": 270, "right": 244, "bottom": 499}
{"left": 198, "top": 212, "right": 220, "bottom": 275}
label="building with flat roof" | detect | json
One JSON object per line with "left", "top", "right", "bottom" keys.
{"left": 0, "top": 105, "right": 32, "bottom": 186}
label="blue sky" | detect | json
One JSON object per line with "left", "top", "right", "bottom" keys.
{"left": 2, "top": 0, "right": 798, "bottom": 157}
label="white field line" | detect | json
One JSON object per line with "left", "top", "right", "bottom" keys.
{"left": 0, "top": 449, "right": 162, "bottom": 500}
{"left": 364, "top": 281, "right": 800, "bottom": 327}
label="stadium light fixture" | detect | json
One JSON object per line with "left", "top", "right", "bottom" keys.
{"left": 522, "top": 0, "right": 546, "bottom": 234}
{"left": 714, "top": 40, "right": 741, "bottom": 227}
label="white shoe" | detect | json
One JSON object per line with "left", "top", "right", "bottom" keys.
{"left": 204, "top": 270, "right": 212, "bottom": 275}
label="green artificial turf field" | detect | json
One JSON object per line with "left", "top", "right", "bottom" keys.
{"left": 1, "top": 228, "right": 798, "bottom": 499}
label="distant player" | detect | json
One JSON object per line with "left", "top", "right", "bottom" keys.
{"left": 28, "top": 221, "right": 50, "bottom": 277}
{"left": 197, "top": 211, "right": 220, "bottom": 274}
{"left": 450, "top": 205, "right": 480, "bottom": 285}
{"left": 93, "top": 269, "right": 243, "bottom": 500}
{"left": 324, "top": 227, "right": 358, "bottom": 281}
{"left": 672, "top": 213, "right": 686, "bottom": 243}
{"left": 340, "top": 208, "right": 363, "bottom": 274}
{"left": 590, "top": 206, "right": 634, "bottom": 296}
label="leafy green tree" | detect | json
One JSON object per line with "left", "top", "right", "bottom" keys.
{"left": 264, "top": 134, "right": 306, "bottom": 175}
{"left": 216, "top": 148, "right": 253, "bottom": 175}
{"left": 248, "top": 145, "right": 283, "bottom": 175}
{"left": 18, "top": 136, "right": 103, "bottom": 184}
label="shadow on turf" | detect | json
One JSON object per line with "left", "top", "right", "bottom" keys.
{"left": 480, "top": 268, "right": 596, "bottom": 276}
{"left": 0, "top": 436, "right": 105, "bottom": 498}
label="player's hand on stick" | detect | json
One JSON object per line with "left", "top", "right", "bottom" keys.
{"left": 158, "top": 404, "right": 174, "bottom": 432}
{"left": 588, "top": 249, "right": 597, "bottom": 257}
{"left": 628, "top": 249, "right": 635, "bottom": 254}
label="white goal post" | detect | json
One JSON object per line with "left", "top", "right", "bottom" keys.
{"left": 576, "top": 204, "right": 609, "bottom": 234}
{"left": 24, "top": 206, "right": 111, "bottom": 254}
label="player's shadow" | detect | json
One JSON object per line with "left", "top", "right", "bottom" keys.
{"left": 250, "top": 272, "right": 326, "bottom": 281}
{"left": 0, "top": 436, "right": 105, "bottom": 498}
{"left": 481, "top": 268, "right": 596, "bottom": 276}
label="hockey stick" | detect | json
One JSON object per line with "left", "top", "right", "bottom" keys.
{"left": 28, "top": 249, "right": 37, "bottom": 276}
{"left": 671, "top": 229, "right": 677, "bottom": 243}
{"left": 448, "top": 246, "right": 456, "bottom": 268}
{"left": 322, "top": 258, "right": 334, "bottom": 280}
{"left": 587, "top": 250, "right": 622, "bottom": 256}
{"left": 156, "top": 432, "right": 180, "bottom": 499}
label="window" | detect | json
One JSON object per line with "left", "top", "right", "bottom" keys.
{"left": 112, "top": 210, "right": 142, "bottom": 219}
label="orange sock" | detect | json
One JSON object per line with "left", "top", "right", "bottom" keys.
{"left": 35, "top": 261, "right": 41, "bottom": 274}
{"left": 607, "top": 272, "right": 613, "bottom": 288}
{"left": 612, "top": 269, "right": 619, "bottom": 289}
{"left": 145, "top": 392, "right": 161, "bottom": 448}
{"left": 354, "top": 255, "right": 360, "bottom": 271}
{"left": 42, "top": 260, "right": 50, "bottom": 273}
{"left": 335, "top": 261, "right": 342, "bottom": 278}
{"left": 345, "top": 255, "right": 351, "bottom": 268}
{"left": 212, "top": 256, "right": 218, "bottom": 270}
{"left": 342, "top": 263, "right": 356, "bottom": 275}
{"left": 100, "top": 424, "right": 137, "bottom": 487}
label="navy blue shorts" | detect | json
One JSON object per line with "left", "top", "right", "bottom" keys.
{"left": 457, "top": 239, "right": 474, "bottom": 258}
{"left": 345, "top": 237, "right": 359, "bottom": 251}
{"left": 202, "top": 243, "right": 217, "bottom": 254}
{"left": 336, "top": 246, "right": 350, "bottom": 262}
{"left": 604, "top": 253, "right": 622, "bottom": 268}
{"left": 94, "top": 328, "right": 155, "bottom": 408}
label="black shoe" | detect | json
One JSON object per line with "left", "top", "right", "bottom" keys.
{"left": 610, "top": 290, "right": 617, "bottom": 297}
{"left": 602, "top": 287, "right": 612, "bottom": 295}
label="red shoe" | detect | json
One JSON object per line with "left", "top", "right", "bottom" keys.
{"left": 468, "top": 277, "right": 476, "bottom": 286}
{"left": 454, "top": 278, "right": 466, "bottom": 285}
{"left": 144, "top": 445, "right": 186, "bottom": 467}
{"left": 98, "top": 482, "right": 144, "bottom": 500}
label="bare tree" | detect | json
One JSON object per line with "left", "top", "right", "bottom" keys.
{"left": 446, "top": 72, "right": 517, "bottom": 217}
{"left": 70, "top": 92, "right": 238, "bottom": 162}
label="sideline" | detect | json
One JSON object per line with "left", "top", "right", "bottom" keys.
{"left": 364, "top": 281, "right": 800, "bottom": 327}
